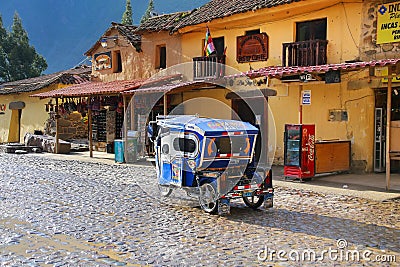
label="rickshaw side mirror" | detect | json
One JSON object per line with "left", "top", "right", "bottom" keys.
{"left": 162, "top": 144, "right": 169, "bottom": 154}
{"left": 147, "top": 121, "right": 158, "bottom": 142}
{"left": 147, "top": 124, "right": 153, "bottom": 138}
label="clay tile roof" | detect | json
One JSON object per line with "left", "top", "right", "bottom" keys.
{"left": 123, "top": 80, "right": 207, "bottom": 95}
{"left": 0, "top": 66, "right": 91, "bottom": 95}
{"left": 31, "top": 74, "right": 184, "bottom": 98}
{"left": 31, "top": 80, "right": 145, "bottom": 98}
{"left": 111, "top": 22, "right": 141, "bottom": 44}
{"left": 173, "top": 0, "right": 302, "bottom": 32}
{"left": 135, "top": 11, "right": 191, "bottom": 33}
{"left": 227, "top": 58, "right": 400, "bottom": 79}
{"left": 85, "top": 23, "right": 141, "bottom": 56}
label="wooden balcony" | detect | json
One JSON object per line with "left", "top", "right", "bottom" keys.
{"left": 193, "top": 55, "right": 226, "bottom": 80}
{"left": 282, "top": 40, "right": 328, "bottom": 67}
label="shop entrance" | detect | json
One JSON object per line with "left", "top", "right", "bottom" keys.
{"left": 374, "top": 87, "right": 400, "bottom": 172}
{"left": 231, "top": 97, "right": 267, "bottom": 165}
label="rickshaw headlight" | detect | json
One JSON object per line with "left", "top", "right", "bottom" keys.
{"left": 188, "top": 159, "right": 196, "bottom": 170}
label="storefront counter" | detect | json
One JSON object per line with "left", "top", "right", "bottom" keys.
{"left": 315, "top": 140, "right": 351, "bottom": 174}
{"left": 391, "top": 121, "right": 400, "bottom": 152}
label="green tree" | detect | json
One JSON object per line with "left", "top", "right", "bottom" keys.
{"left": 141, "top": 0, "right": 155, "bottom": 24}
{"left": 0, "top": 12, "right": 47, "bottom": 82}
{"left": 121, "top": 0, "right": 133, "bottom": 25}
{"left": 0, "top": 14, "right": 9, "bottom": 81}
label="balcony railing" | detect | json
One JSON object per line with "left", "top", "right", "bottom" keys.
{"left": 193, "top": 55, "right": 226, "bottom": 80}
{"left": 282, "top": 39, "right": 328, "bottom": 67}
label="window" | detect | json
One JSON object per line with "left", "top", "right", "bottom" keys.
{"left": 156, "top": 45, "right": 166, "bottom": 69}
{"left": 211, "top": 136, "right": 248, "bottom": 155}
{"left": 203, "top": 37, "right": 225, "bottom": 56}
{"left": 296, "top": 18, "right": 327, "bottom": 41}
{"left": 112, "top": 50, "right": 122, "bottom": 73}
{"left": 173, "top": 138, "right": 196, "bottom": 153}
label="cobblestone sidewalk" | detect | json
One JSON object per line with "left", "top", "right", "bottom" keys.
{"left": 0, "top": 154, "right": 398, "bottom": 266}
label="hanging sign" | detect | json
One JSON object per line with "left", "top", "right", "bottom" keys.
{"left": 301, "top": 90, "right": 311, "bottom": 105}
{"left": 325, "top": 70, "right": 341, "bottom": 84}
{"left": 377, "top": 1, "right": 400, "bottom": 44}
{"left": 237, "top": 33, "right": 269, "bottom": 63}
{"left": 299, "top": 73, "right": 316, "bottom": 82}
{"left": 94, "top": 52, "right": 112, "bottom": 70}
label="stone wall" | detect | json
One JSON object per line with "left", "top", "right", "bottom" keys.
{"left": 360, "top": 0, "right": 400, "bottom": 60}
{"left": 45, "top": 112, "right": 88, "bottom": 141}
{"left": 58, "top": 112, "right": 88, "bottom": 140}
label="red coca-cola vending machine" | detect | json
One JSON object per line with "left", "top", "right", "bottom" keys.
{"left": 284, "top": 124, "right": 315, "bottom": 180}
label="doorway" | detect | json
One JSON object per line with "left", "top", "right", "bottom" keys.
{"left": 231, "top": 97, "right": 267, "bottom": 165}
{"left": 8, "top": 109, "right": 22, "bottom": 143}
{"left": 374, "top": 88, "right": 400, "bottom": 172}
{"left": 8, "top": 101, "right": 26, "bottom": 143}
{"left": 296, "top": 18, "right": 327, "bottom": 42}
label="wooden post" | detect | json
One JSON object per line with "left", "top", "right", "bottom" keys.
{"left": 88, "top": 97, "right": 93, "bottom": 158}
{"left": 386, "top": 67, "right": 393, "bottom": 191}
{"left": 122, "top": 94, "right": 127, "bottom": 137}
{"left": 299, "top": 85, "right": 303, "bottom": 124}
{"left": 55, "top": 97, "right": 59, "bottom": 154}
{"left": 263, "top": 95, "right": 269, "bottom": 167}
{"left": 163, "top": 94, "right": 167, "bottom": 116}
{"left": 123, "top": 95, "right": 127, "bottom": 112}
{"left": 130, "top": 95, "right": 135, "bottom": 130}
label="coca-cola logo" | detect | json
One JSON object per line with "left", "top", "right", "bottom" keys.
{"left": 308, "top": 135, "right": 315, "bottom": 161}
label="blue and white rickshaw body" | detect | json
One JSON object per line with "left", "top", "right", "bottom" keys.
{"left": 153, "top": 115, "right": 274, "bottom": 215}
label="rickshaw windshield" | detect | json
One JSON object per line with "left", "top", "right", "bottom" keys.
{"left": 173, "top": 138, "right": 196, "bottom": 153}
{"left": 215, "top": 136, "right": 249, "bottom": 154}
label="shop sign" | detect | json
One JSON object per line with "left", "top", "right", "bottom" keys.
{"left": 94, "top": 52, "right": 112, "bottom": 70}
{"left": 237, "top": 33, "right": 268, "bottom": 63}
{"left": 281, "top": 73, "right": 323, "bottom": 83}
{"left": 301, "top": 90, "right": 311, "bottom": 105}
{"left": 325, "top": 70, "right": 341, "bottom": 84}
{"left": 377, "top": 1, "right": 400, "bottom": 44}
{"left": 380, "top": 67, "right": 400, "bottom": 83}
{"left": 299, "top": 73, "right": 316, "bottom": 82}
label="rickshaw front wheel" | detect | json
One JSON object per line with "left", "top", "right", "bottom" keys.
{"left": 243, "top": 194, "right": 265, "bottom": 209}
{"left": 158, "top": 184, "right": 173, "bottom": 197}
{"left": 199, "top": 183, "right": 218, "bottom": 214}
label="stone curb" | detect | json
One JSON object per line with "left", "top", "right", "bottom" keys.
{"left": 273, "top": 180, "right": 400, "bottom": 202}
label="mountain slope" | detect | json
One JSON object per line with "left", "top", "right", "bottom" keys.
{"left": 0, "top": 0, "right": 208, "bottom": 74}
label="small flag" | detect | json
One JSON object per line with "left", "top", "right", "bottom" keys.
{"left": 204, "top": 27, "right": 216, "bottom": 56}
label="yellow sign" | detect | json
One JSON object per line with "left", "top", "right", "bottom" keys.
{"left": 377, "top": 1, "right": 400, "bottom": 44}
{"left": 381, "top": 67, "right": 400, "bottom": 83}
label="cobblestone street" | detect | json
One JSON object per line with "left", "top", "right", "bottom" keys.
{"left": 0, "top": 154, "right": 399, "bottom": 266}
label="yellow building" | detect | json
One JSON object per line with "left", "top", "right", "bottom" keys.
{"left": 64, "top": 0, "right": 400, "bottom": 173}
{"left": 158, "top": 0, "right": 400, "bottom": 173}
{"left": 0, "top": 67, "right": 90, "bottom": 143}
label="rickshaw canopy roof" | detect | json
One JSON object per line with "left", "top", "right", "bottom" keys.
{"left": 158, "top": 115, "right": 258, "bottom": 136}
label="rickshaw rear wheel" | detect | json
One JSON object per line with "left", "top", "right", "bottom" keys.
{"left": 243, "top": 194, "right": 265, "bottom": 209}
{"left": 199, "top": 183, "right": 218, "bottom": 214}
{"left": 158, "top": 184, "right": 173, "bottom": 197}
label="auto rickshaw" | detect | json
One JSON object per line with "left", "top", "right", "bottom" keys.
{"left": 150, "top": 115, "right": 273, "bottom": 215}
